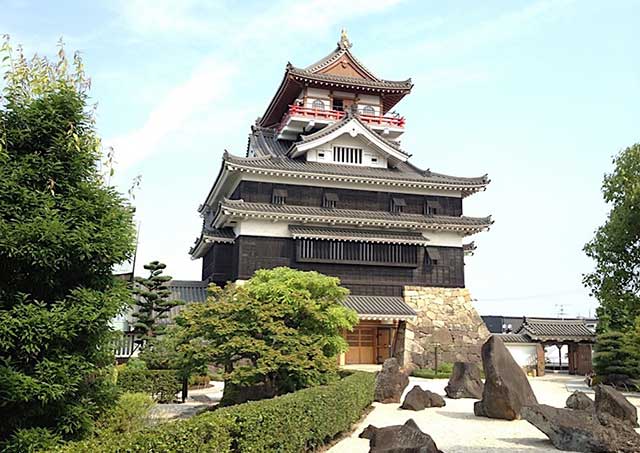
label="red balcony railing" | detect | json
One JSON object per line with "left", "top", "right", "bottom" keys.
{"left": 279, "top": 105, "right": 405, "bottom": 132}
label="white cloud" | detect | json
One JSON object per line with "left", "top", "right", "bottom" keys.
{"left": 415, "top": 0, "right": 575, "bottom": 57}
{"left": 107, "top": 58, "right": 236, "bottom": 169}
{"left": 119, "top": 0, "right": 403, "bottom": 42}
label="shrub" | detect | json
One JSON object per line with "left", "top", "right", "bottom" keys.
{"left": 57, "top": 371, "right": 375, "bottom": 453}
{"left": 3, "top": 427, "right": 61, "bottom": 453}
{"left": 117, "top": 368, "right": 181, "bottom": 403}
{"left": 177, "top": 268, "right": 358, "bottom": 405}
{"left": 411, "top": 362, "right": 454, "bottom": 379}
{"left": 96, "top": 393, "right": 154, "bottom": 435}
{"left": 124, "top": 358, "right": 147, "bottom": 371}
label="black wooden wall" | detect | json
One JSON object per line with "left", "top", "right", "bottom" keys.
{"left": 230, "top": 181, "right": 463, "bottom": 216}
{"left": 202, "top": 236, "right": 465, "bottom": 292}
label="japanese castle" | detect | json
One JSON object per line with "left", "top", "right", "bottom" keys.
{"left": 190, "top": 31, "right": 492, "bottom": 366}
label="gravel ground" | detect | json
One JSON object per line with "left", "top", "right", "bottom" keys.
{"left": 328, "top": 374, "right": 640, "bottom": 453}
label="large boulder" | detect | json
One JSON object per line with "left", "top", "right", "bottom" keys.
{"left": 594, "top": 384, "right": 638, "bottom": 427}
{"left": 473, "top": 336, "right": 538, "bottom": 420}
{"left": 401, "top": 386, "right": 445, "bottom": 411}
{"left": 566, "top": 391, "right": 594, "bottom": 411}
{"left": 359, "top": 419, "right": 443, "bottom": 453}
{"left": 374, "top": 358, "right": 409, "bottom": 404}
{"left": 444, "top": 362, "right": 484, "bottom": 399}
{"left": 522, "top": 404, "right": 640, "bottom": 453}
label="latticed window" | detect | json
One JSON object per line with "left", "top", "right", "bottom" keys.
{"left": 272, "top": 188, "right": 287, "bottom": 205}
{"left": 333, "top": 146, "right": 362, "bottom": 164}
{"left": 425, "top": 200, "right": 440, "bottom": 215}
{"left": 323, "top": 192, "right": 339, "bottom": 208}
{"left": 391, "top": 197, "right": 406, "bottom": 213}
{"left": 425, "top": 246, "right": 441, "bottom": 266}
{"left": 296, "top": 239, "right": 418, "bottom": 267}
{"left": 311, "top": 99, "right": 325, "bottom": 110}
{"left": 360, "top": 105, "right": 375, "bottom": 115}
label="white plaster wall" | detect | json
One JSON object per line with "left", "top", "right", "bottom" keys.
{"left": 233, "top": 219, "right": 290, "bottom": 237}
{"left": 231, "top": 219, "right": 464, "bottom": 247}
{"left": 506, "top": 344, "right": 538, "bottom": 368}
{"left": 305, "top": 133, "right": 388, "bottom": 168}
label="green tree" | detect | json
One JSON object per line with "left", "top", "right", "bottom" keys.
{"left": 593, "top": 331, "right": 637, "bottom": 378}
{"left": 132, "top": 261, "right": 183, "bottom": 343}
{"left": 176, "top": 267, "right": 358, "bottom": 405}
{"left": 584, "top": 143, "right": 640, "bottom": 332}
{"left": 0, "top": 38, "right": 136, "bottom": 446}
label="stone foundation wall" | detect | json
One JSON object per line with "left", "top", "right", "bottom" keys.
{"left": 400, "top": 286, "right": 490, "bottom": 368}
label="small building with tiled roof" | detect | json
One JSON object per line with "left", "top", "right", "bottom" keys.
{"left": 190, "top": 31, "right": 492, "bottom": 367}
{"left": 488, "top": 316, "right": 596, "bottom": 376}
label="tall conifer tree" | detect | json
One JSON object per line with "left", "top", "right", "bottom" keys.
{"left": 0, "top": 38, "right": 136, "bottom": 446}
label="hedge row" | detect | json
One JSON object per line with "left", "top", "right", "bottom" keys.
{"left": 58, "top": 371, "right": 375, "bottom": 453}
{"left": 117, "top": 368, "right": 182, "bottom": 403}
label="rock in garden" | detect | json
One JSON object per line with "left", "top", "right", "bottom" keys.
{"left": 359, "top": 419, "right": 443, "bottom": 453}
{"left": 566, "top": 391, "right": 594, "bottom": 411}
{"left": 594, "top": 384, "right": 638, "bottom": 427}
{"left": 444, "top": 362, "right": 484, "bottom": 399}
{"left": 374, "top": 358, "right": 409, "bottom": 404}
{"left": 473, "top": 336, "right": 537, "bottom": 420}
{"left": 401, "top": 386, "right": 446, "bottom": 411}
{"left": 522, "top": 404, "right": 640, "bottom": 453}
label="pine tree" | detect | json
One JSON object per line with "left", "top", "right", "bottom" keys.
{"left": 132, "top": 261, "right": 182, "bottom": 343}
{"left": 593, "top": 331, "right": 637, "bottom": 377}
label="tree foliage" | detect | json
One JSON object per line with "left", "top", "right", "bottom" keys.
{"left": 0, "top": 37, "right": 136, "bottom": 445}
{"left": 176, "top": 267, "right": 358, "bottom": 405}
{"left": 584, "top": 143, "right": 640, "bottom": 332}
{"left": 132, "top": 261, "right": 182, "bottom": 342}
{"left": 593, "top": 330, "right": 640, "bottom": 378}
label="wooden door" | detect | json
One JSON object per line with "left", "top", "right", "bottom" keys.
{"left": 345, "top": 327, "right": 375, "bottom": 364}
{"left": 376, "top": 328, "right": 392, "bottom": 364}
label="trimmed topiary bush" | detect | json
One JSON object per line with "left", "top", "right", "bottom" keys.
{"left": 117, "top": 368, "right": 181, "bottom": 403}
{"left": 57, "top": 371, "right": 375, "bottom": 453}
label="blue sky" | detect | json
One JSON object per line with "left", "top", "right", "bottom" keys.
{"left": 4, "top": 0, "right": 639, "bottom": 317}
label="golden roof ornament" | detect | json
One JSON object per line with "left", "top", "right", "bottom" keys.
{"left": 338, "top": 28, "right": 352, "bottom": 49}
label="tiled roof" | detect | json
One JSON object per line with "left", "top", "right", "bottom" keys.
{"left": 189, "top": 227, "right": 235, "bottom": 258}
{"left": 289, "top": 225, "right": 430, "bottom": 245}
{"left": 247, "top": 126, "right": 291, "bottom": 157}
{"left": 217, "top": 199, "right": 492, "bottom": 234}
{"left": 517, "top": 318, "right": 596, "bottom": 342}
{"left": 494, "top": 333, "right": 532, "bottom": 343}
{"left": 342, "top": 295, "right": 416, "bottom": 320}
{"left": 156, "top": 280, "right": 209, "bottom": 324}
{"left": 202, "top": 227, "right": 236, "bottom": 242}
{"left": 288, "top": 66, "right": 412, "bottom": 91}
{"left": 226, "top": 151, "right": 490, "bottom": 194}
{"left": 167, "top": 280, "right": 209, "bottom": 303}
{"left": 303, "top": 40, "right": 378, "bottom": 80}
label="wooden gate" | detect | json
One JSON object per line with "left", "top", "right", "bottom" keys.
{"left": 345, "top": 327, "right": 375, "bottom": 364}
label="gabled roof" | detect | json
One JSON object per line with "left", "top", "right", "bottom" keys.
{"left": 259, "top": 33, "right": 412, "bottom": 128}
{"left": 516, "top": 318, "right": 596, "bottom": 343}
{"left": 214, "top": 198, "right": 492, "bottom": 235}
{"left": 342, "top": 295, "right": 416, "bottom": 321}
{"left": 304, "top": 29, "right": 378, "bottom": 80}
{"left": 288, "top": 112, "right": 410, "bottom": 162}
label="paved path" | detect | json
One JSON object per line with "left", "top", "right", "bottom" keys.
{"left": 328, "top": 374, "right": 640, "bottom": 453}
{"left": 149, "top": 381, "right": 224, "bottom": 421}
